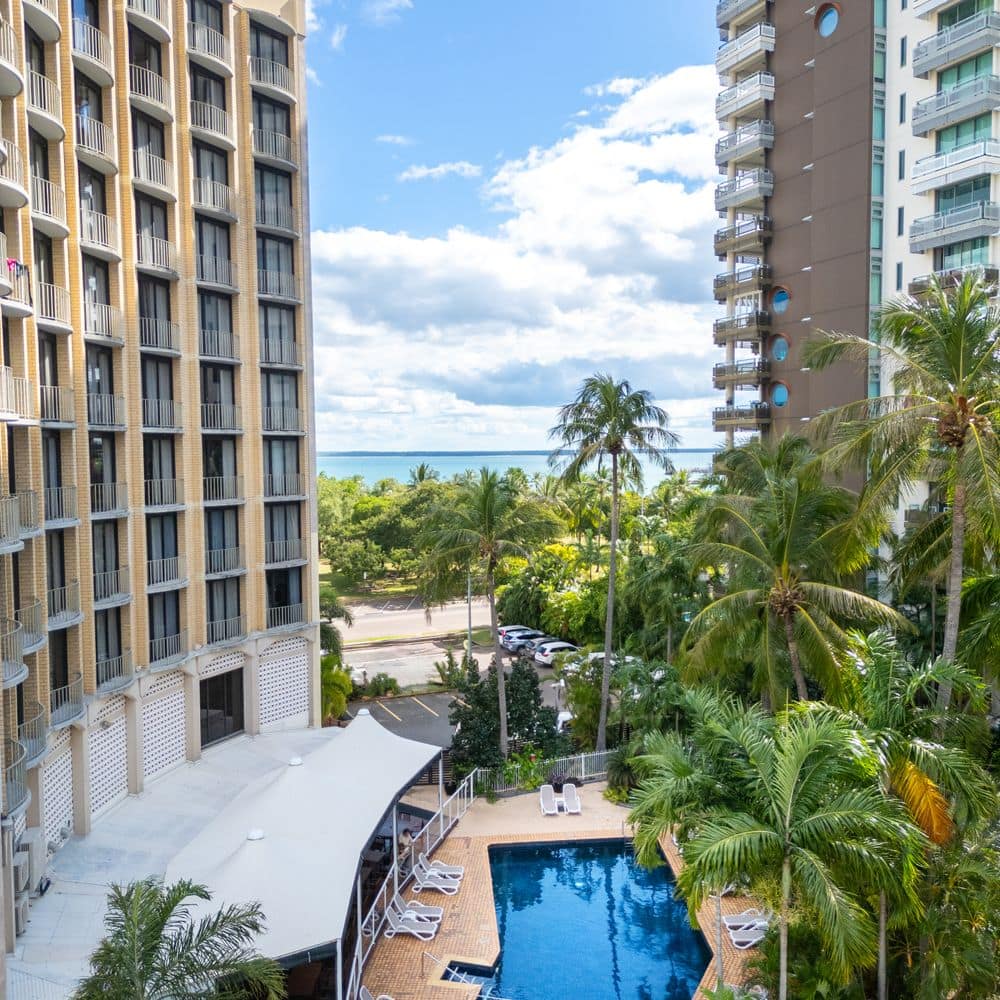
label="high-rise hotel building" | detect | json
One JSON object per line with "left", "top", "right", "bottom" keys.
{"left": 0, "top": 0, "right": 319, "bottom": 949}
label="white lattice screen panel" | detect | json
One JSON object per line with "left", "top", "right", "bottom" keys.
{"left": 93, "top": 694, "right": 125, "bottom": 726}
{"left": 142, "top": 692, "right": 186, "bottom": 780}
{"left": 89, "top": 718, "right": 128, "bottom": 818}
{"left": 42, "top": 734, "right": 73, "bottom": 847}
{"left": 259, "top": 637, "right": 309, "bottom": 729}
{"left": 145, "top": 669, "right": 183, "bottom": 699}
{"left": 13, "top": 811, "right": 25, "bottom": 844}
{"left": 200, "top": 650, "right": 245, "bottom": 679}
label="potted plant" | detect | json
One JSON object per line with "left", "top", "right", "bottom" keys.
{"left": 547, "top": 769, "right": 568, "bottom": 792}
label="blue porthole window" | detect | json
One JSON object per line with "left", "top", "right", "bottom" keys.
{"left": 771, "top": 287, "right": 791, "bottom": 315}
{"left": 772, "top": 383, "right": 790, "bottom": 408}
{"left": 816, "top": 4, "right": 840, "bottom": 37}
{"left": 771, "top": 336, "right": 789, "bottom": 362}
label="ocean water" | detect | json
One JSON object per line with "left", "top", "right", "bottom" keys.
{"left": 316, "top": 451, "right": 716, "bottom": 489}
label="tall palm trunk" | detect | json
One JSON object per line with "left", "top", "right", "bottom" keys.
{"left": 937, "top": 478, "right": 966, "bottom": 709}
{"left": 783, "top": 610, "right": 809, "bottom": 700}
{"left": 487, "top": 569, "right": 509, "bottom": 757}
{"left": 878, "top": 891, "right": 887, "bottom": 1000}
{"left": 596, "top": 452, "right": 619, "bottom": 754}
{"left": 779, "top": 857, "right": 791, "bottom": 1000}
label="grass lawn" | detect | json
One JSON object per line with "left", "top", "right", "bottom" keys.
{"left": 318, "top": 559, "right": 418, "bottom": 602}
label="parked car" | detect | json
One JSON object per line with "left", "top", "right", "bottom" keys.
{"left": 498, "top": 624, "right": 530, "bottom": 639}
{"left": 501, "top": 628, "right": 545, "bottom": 651}
{"left": 513, "top": 634, "right": 558, "bottom": 657}
{"left": 534, "top": 641, "right": 579, "bottom": 666}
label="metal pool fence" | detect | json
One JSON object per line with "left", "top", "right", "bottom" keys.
{"left": 474, "top": 749, "right": 611, "bottom": 796}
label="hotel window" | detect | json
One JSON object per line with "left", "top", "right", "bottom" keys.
{"left": 133, "top": 111, "right": 165, "bottom": 158}
{"left": 895, "top": 261, "right": 903, "bottom": 291}
{"left": 935, "top": 175, "right": 990, "bottom": 213}
{"left": 190, "top": 66, "right": 226, "bottom": 110}
{"left": 189, "top": 0, "right": 223, "bottom": 32}
{"left": 129, "top": 26, "right": 162, "bottom": 75}
{"left": 897, "top": 206, "right": 904, "bottom": 236}
{"left": 138, "top": 276, "right": 171, "bottom": 324}
{"left": 135, "top": 194, "right": 168, "bottom": 242}
{"left": 86, "top": 345, "right": 115, "bottom": 397}
{"left": 939, "top": 0, "right": 992, "bottom": 28}
{"left": 250, "top": 24, "right": 288, "bottom": 66}
{"left": 95, "top": 608, "right": 122, "bottom": 666}
{"left": 207, "top": 578, "right": 240, "bottom": 624}
{"left": 257, "top": 234, "right": 293, "bottom": 275}
{"left": 900, "top": 36, "right": 906, "bottom": 66}
{"left": 899, "top": 93, "right": 906, "bottom": 124}
{"left": 936, "top": 236, "right": 989, "bottom": 270}
{"left": 75, "top": 72, "right": 102, "bottom": 121}
{"left": 252, "top": 95, "right": 290, "bottom": 138}
{"left": 194, "top": 142, "right": 228, "bottom": 185}
{"left": 199, "top": 292, "right": 232, "bottom": 336}
{"left": 148, "top": 591, "right": 181, "bottom": 643}
{"left": 144, "top": 436, "right": 175, "bottom": 482}
{"left": 203, "top": 437, "right": 237, "bottom": 480}
{"left": 938, "top": 52, "right": 992, "bottom": 92}
{"left": 898, "top": 149, "right": 905, "bottom": 180}
{"left": 936, "top": 113, "right": 991, "bottom": 153}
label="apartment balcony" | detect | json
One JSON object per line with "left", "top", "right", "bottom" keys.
{"left": 71, "top": 18, "right": 113, "bottom": 86}
{"left": 147, "top": 554, "right": 186, "bottom": 590}
{"left": 267, "top": 603, "right": 305, "bottom": 630}
{"left": 190, "top": 101, "right": 234, "bottom": 147}
{"left": 715, "top": 168, "right": 772, "bottom": 211}
{"left": 40, "top": 385, "right": 75, "bottom": 427}
{"left": 22, "top": 0, "right": 60, "bottom": 43}
{"left": 16, "top": 600, "right": 45, "bottom": 655}
{"left": 203, "top": 474, "right": 244, "bottom": 504}
{"left": 50, "top": 671, "right": 84, "bottom": 729}
{"left": 713, "top": 358, "right": 770, "bottom": 389}
{"left": 714, "top": 216, "right": 772, "bottom": 256}
{"left": 716, "top": 22, "right": 775, "bottom": 78}
{"left": 126, "top": 0, "right": 171, "bottom": 40}
{"left": 912, "top": 0, "right": 959, "bottom": 16}
{"left": 139, "top": 317, "right": 181, "bottom": 354}
{"left": 259, "top": 337, "right": 302, "bottom": 367}
{"left": 258, "top": 269, "right": 300, "bottom": 301}
{"left": 96, "top": 649, "right": 134, "bottom": 694}
{"left": 250, "top": 56, "right": 295, "bottom": 101}
{"left": 36, "top": 283, "right": 72, "bottom": 333}
{"left": 192, "top": 177, "right": 236, "bottom": 219}
{"left": 87, "top": 392, "right": 126, "bottom": 429}
{"left": 255, "top": 198, "right": 297, "bottom": 235}
{"left": 2, "top": 267, "right": 33, "bottom": 317}
{"left": 91, "top": 481, "right": 128, "bottom": 518}
{"left": 909, "top": 201, "right": 1000, "bottom": 252}
{"left": 911, "top": 139, "right": 1000, "bottom": 195}
{"left": 142, "top": 397, "right": 183, "bottom": 431}
{"left": 715, "top": 119, "right": 774, "bottom": 168}
{"left": 18, "top": 701, "right": 47, "bottom": 767}
{"left": 206, "top": 545, "right": 245, "bottom": 577}
{"left": 44, "top": 485, "right": 79, "bottom": 527}
{"left": 714, "top": 264, "right": 771, "bottom": 301}
{"left": 75, "top": 115, "right": 117, "bottom": 173}
{"left": 187, "top": 21, "right": 232, "bottom": 74}
{"left": 201, "top": 402, "right": 242, "bottom": 431}
{"left": 133, "top": 149, "right": 176, "bottom": 200}
{"left": 0, "top": 619, "right": 25, "bottom": 689}
{"left": 199, "top": 329, "right": 240, "bottom": 362}
{"left": 0, "top": 232, "right": 9, "bottom": 297}
{"left": 4, "top": 739, "right": 28, "bottom": 817}
{"left": 79, "top": 208, "right": 121, "bottom": 260}
{"left": 265, "top": 537, "right": 306, "bottom": 565}
{"left": 94, "top": 566, "right": 131, "bottom": 608}
{"left": 17, "top": 490, "right": 41, "bottom": 538}
{"left": 912, "top": 75, "right": 1000, "bottom": 136}
{"left": 912, "top": 12, "right": 1000, "bottom": 78}
{"left": 712, "top": 401, "right": 772, "bottom": 431}
{"left": 144, "top": 476, "right": 184, "bottom": 509}
{"left": 27, "top": 71, "right": 64, "bottom": 140}
{"left": 84, "top": 302, "right": 125, "bottom": 345}
{"left": 0, "top": 367, "right": 34, "bottom": 421}
{"left": 0, "top": 139, "right": 28, "bottom": 209}
{"left": 264, "top": 471, "right": 306, "bottom": 499}
{"left": 129, "top": 64, "right": 173, "bottom": 120}
{"left": 31, "top": 176, "right": 68, "bottom": 238}
{"left": 207, "top": 615, "right": 247, "bottom": 645}
{"left": 252, "top": 128, "right": 298, "bottom": 169}
{"left": 148, "top": 629, "right": 188, "bottom": 669}
{"left": 137, "top": 234, "right": 178, "bottom": 277}
{"left": 48, "top": 580, "right": 83, "bottom": 629}
{"left": 196, "top": 254, "right": 237, "bottom": 290}
{"left": 263, "top": 405, "right": 305, "bottom": 434}
{"left": 716, "top": 0, "right": 770, "bottom": 31}
{"left": 0, "top": 495, "right": 21, "bottom": 554}
{"left": 716, "top": 72, "right": 774, "bottom": 121}
{"left": 908, "top": 264, "right": 999, "bottom": 295}
{"left": 0, "top": 19, "right": 23, "bottom": 98}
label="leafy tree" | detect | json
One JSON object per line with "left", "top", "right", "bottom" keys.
{"left": 327, "top": 537, "right": 384, "bottom": 587}
{"left": 408, "top": 462, "right": 440, "bottom": 484}
{"left": 550, "top": 374, "right": 677, "bottom": 752}
{"left": 804, "top": 272, "right": 1000, "bottom": 708}
{"left": 319, "top": 654, "right": 353, "bottom": 723}
{"left": 319, "top": 590, "right": 354, "bottom": 658}
{"left": 74, "top": 878, "right": 286, "bottom": 1000}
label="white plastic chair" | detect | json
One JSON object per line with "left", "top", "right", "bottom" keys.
{"left": 384, "top": 906, "right": 438, "bottom": 941}
{"left": 411, "top": 866, "right": 459, "bottom": 895}
{"left": 419, "top": 852, "right": 464, "bottom": 877}
{"left": 539, "top": 783, "right": 559, "bottom": 815}
{"left": 562, "top": 783, "right": 582, "bottom": 814}
{"left": 391, "top": 893, "right": 442, "bottom": 923}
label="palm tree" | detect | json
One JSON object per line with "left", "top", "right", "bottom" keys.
{"left": 550, "top": 374, "right": 677, "bottom": 752}
{"left": 74, "top": 878, "right": 286, "bottom": 1000}
{"left": 419, "top": 468, "right": 560, "bottom": 756}
{"left": 804, "top": 272, "right": 1000, "bottom": 708}
{"left": 408, "top": 462, "right": 440, "bottom": 485}
{"left": 320, "top": 591, "right": 354, "bottom": 660}
{"left": 684, "top": 437, "right": 907, "bottom": 705}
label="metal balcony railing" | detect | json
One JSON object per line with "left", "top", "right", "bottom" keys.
{"left": 265, "top": 537, "right": 305, "bottom": 563}
{"left": 47, "top": 580, "right": 81, "bottom": 625}
{"left": 909, "top": 264, "right": 999, "bottom": 295}
{"left": 204, "top": 474, "right": 244, "bottom": 503}
{"left": 72, "top": 18, "right": 113, "bottom": 73}
{"left": 714, "top": 264, "right": 771, "bottom": 297}
{"left": 0, "top": 138, "right": 25, "bottom": 192}
{"left": 255, "top": 198, "right": 295, "bottom": 231}
{"left": 716, "top": 71, "right": 774, "bottom": 119}
{"left": 912, "top": 138, "right": 1000, "bottom": 185}
{"left": 259, "top": 337, "right": 301, "bottom": 366}
{"left": 206, "top": 545, "right": 244, "bottom": 575}
{"left": 190, "top": 100, "right": 231, "bottom": 139}
{"left": 0, "top": 367, "right": 33, "bottom": 420}
{"left": 713, "top": 402, "right": 772, "bottom": 426}
{"left": 263, "top": 406, "right": 304, "bottom": 432}
{"left": 23, "top": 0, "right": 58, "bottom": 20}
{"left": 85, "top": 302, "right": 124, "bottom": 342}
{"left": 87, "top": 392, "right": 126, "bottom": 427}
{"left": 94, "top": 565, "right": 129, "bottom": 603}
{"left": 208, "top": 615, "right": 247, "bottom": 644}
{"left": 133, "top": 149, "right": 174, "bottom": 192}
{"left": 193, "top": 176, "right": 234, "bottom": 216}
{"left": 258, "top": 269, "right": 298, "bottom": 299}
{"left": 716, "top": 0, "right": 768, "bottom": 29}
{"left": 714, "top": 216, "right": 772, "bottom": 253}
{"left": 50, "top": 671, "right": 84, "bottom": 728}
{"left": 145, "top": 477, "right": 183, "bottom": 507}
{"left": 187, "top": 21, "right": 230, "bottom": 64}
{"left": 716, "top": 22, "right": 775, "bottom": 75}
{"left": 250, "top": 56, "right": 293, "bottom": 95}
{"left": 27, "top": 70, "right": 60, "bottom": 121}
{"left": 80, "top": 208, "right": 119, "bottom": 254}
{"left": 142, "top": 397, "right": 182, "bottom": 428}
{"left": 0, "top": 19, "right": 19, "bottom": 74}
{"left": 0, "top": 494, "right": 20, "bottom": 549}
{"left": 714, "top": 168, "right": 773, "bottom": 210}
{"left": 37, "top": 282, "right": 71, "bottom": 326}
{"left": 147, "top": 554, "right": 185, "bottom": 587}
{"left": 4, "top": 738, "right": 28, "bottom": 815}
{"left": 91, "top": 481, "right": 127, "bottom": 515}
{"left": 129, "top": 64, "right": 172, "bottom": 112}
{"left": 715, "top": 119, "right": 775, "bottom": 163}
{"left": 75, "top": 115, "right": 115, "bottom": 160}
{"left": 44, "top": 485, "right": 78, "bottom": 523}
{"left": 136, "top": 234, "right": 177, "bottom": 272}
{"left": 127, "top": 0, "right": 169, "bottom": 30}
{"left": 712, "top": 358, "right": 770, "bottom": 386}
{"left": 264, "top": 472, "right": 305, "bottom": 497}
{"left": 18, "top": 701, "right": 46, "bottom": 764}
{"left": 912, "top": 75, "right": 1000, "bottom": 134}
{"left": 252, "top": 128, "right": 296, "bottom": 165}
{"left": 0, "top": 619, "right": 24, "bottom": 684}
{"left": 40, "top": 384, "right": 75, "bottom": 424}
{"left": 196, "top": 254, "right": 236, "bottom": 287}
{"left": 267, "top": 603, "right": 305, "bottom": 629}
{"left": 139, "top": 316, "right": 180, "bottom": 352}
{"left": 199, "top": 328, "right": 239, "bottom": 360}
{"left": 15, "top": 600, "right": 43, "bottom": 652}
{"left": 909, "top": 200, "right": 1000, "bottom": 251}
{"left": 912, "top": 12, "right": 1000, "bottom": 77}
{"left": 17, "top": 490, "right": 40, "bottom": 534}
{"left": 713, "top": 311, "right": 770, "bottom": 346}
{"left": 31, "top": 176, "right": 66, "bottom": 227}
{"left": 149, "top": 629, "right": 187, "bottom": 666}
{"left": 201, "top": 402, "right": 242, "bottom": 430}
{"left": 96, "top": 649, "right": 134, "bottom": 692}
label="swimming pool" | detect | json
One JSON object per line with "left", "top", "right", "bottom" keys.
{"left": 460, "top": 839, "right": 711, "bottom": 1000}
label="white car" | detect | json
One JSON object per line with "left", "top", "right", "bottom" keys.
{"left": 498, "top": 624, "right": 530, "bottom": 638}
{"left": 534, "top": 641, "right": 578, "bottom": 666}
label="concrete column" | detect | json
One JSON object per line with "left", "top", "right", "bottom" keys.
{"left": 244, "top": 649, "right": 260, "bottom": 737}
{"left": 70, "top": 724, "right": 91, "bottom": 837}
{"left": 125, "top": 695, "right": 144, "bottom": 795}
{"left": 184, "top": 671, "right": 201, "bottom": 762}
{"left": 2, "top": 819, "right": 14, "bottom": 955}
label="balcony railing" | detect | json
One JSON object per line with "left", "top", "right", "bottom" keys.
{"left": 913, "top": 138, "right": 1000, "bottom": 181}
{"left": 0, "top": 138, "right": 25, "bottom": 193}
{"left": 142, "top": 397, "right": 182, "bottom": 428}
{"left": 37, "top": 282, "right": 71, "bottom": 327}
{"left": 0, "top": 494, "right": 20, "bottom": 549}
{"left": 94, "top": 565, "right": 129, "bottom": 603}
{"left": 716, "top": 22, "right": 775, "bottom": 76}
{"left": 17, "top": 490, "right": 40, "bottom": 535}
{"left": 716, "top": 0, "right": 768, "bottom": 30}
{"left": 193, "top": 176, "right": 234, "bottom": 216}
{"left": 713, "top": 311, "right": 770, "bottom": 346}
{"left": 91, "top": 480, "right": 127, "bottom": 515}
{"left": 258, "top": 269, "right": 299, "bottom": 299}
{"left": 715, "top": 168, "right": 773, "bottom": 210}
{"left": 139, "top": 316, "right": 180, "bottom": 352}
{"left": 129, "top": 64, "right": 172, "bottom": 112}
{"left": 23, "top": 0, "right": 58, "bottom": 20}
{"left": 256, "top": 198, "right": 295, "bottom": 231}
{"left": 40, "top": 384, "right": 75, "bottom": 424}
{"left": 51, "top": 671, "right": 84, "bottom": 728}
{"left": 96, "top": 649, "right": 134, "bottom": 693}
{"left": 72, "top": 18, "right": 113, "bottom": 74}
{"left": 196, "top": 254, "right": 235, "bottom": 287}
{"left": 204, "top": 474, "right": 244, "bottom": 503}
{"left": 909, "top": 264, "right": 999, "bottom": 295}
{"left": 712, "top": 358, "right": 770, "bottom": 387}
{"left": 259, "top": 337, "right": 301, "bottom": 366}
{"left": 187, "top": 21, "right": 230, "bottom": 64}
{"left": 714, "top": 216, "right": 772, "bottom": 255}
{"left": 126, "top": 0, "right": 169, "bottom": 31}
{"left": 206, "top": 545, "right": 244, "bottom": 575}
{"left": 48, "top": 581, "right": 81, "bottom": 627}
{"left": 199, "top": 328, "right": 239, "bottom": 360}
{"left": 912, "top": 11, "right": 1000, "bottom": 77}
{"left": 208, "top": 615, "right": 247, "bottom": 644}
{"left": 201, "top": 402, "right": 242, "bottom": 430}
{"left": 0, "top": 619, "right": 24, "bottom": 685}
{"left": 133, "top": 149, "right": 174, "bottom": 192}
{"left": 714, "top": 264, "right": 771, "bottom": 299}
{"left": 147, "top": 554, "right": 185, "bottom": 587}
{"left": 137, "top": 234, "right": 178, "bottom": 273}
{"left": 84, "top": 302, "right": 124, "bottom": 342}
{"left": 266, "top": 537, "right": 306, "bottom": 563}
{"left": 80, "top": 208, "right": 119, "bottom": 254}
{"left": 264, "top": 472, "right": 305, "bottom": 497}
{"left": 190, "top": 100, "right": 231, "bottom": 139}
{"left": 18, "top": 701, "right": 46, "bottom": 765}
{"left": 250, "top": 56, "right": 294, "bottom": 95}
{"left": 715, "top": 119, "right": 775, "bottom": 165}
{"left": 145, "top": 477, "right": 183, "bottom": 507}
{"left": 267, "top": 603, "right": 305, "bottom": 630}
{"left": 75, "top": 115, "right": 115, "bottom": 161}
{"left": 252, "top": 128, "right": 296, "bottom": 165}
{"left": 28, "top": 70, "right": 60, "bottom": 122}
{"left": 4, "top": 739, "right": 28, "bottom": 815}
{"left": 0, "top": 367, "right": 33, "bottom": 420}
{"left": 263, "top": 406, "right": 304, "bottom": 432}
{"left": 712, "top": 402, "right": 772, "bottom": 428}
{"left": 0, "top": 19, "right": 19, "bottom": 76}
{"left": 15, "top": 601, "right": 44, "bottom": 652}
{"left": 912, "top": 75, "right": 1000, "bottom": 135}
{"left": 909, "top": 200, "right": 1000, "bottom": 252}
{"left": 149, "top": 629, "right": 187, "bottom": 666}
{"left": 31, "top": 176, "right": 67, "bottom": 227}
{"left": 87, "top": 392, "right": 126, "bottom": 427}
{"left": 44, "top": 485, "right": 78, "bottom": 523}
{"left": 716, "top": 71, "right": 774, "bottom": 119}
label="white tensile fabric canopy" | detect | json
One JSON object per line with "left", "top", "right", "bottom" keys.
{"left": 165, "top": 710, "right": 442, "bottom": 962}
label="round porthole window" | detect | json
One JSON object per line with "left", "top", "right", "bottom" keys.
{"left": 771, "top": 287, "right": 791, "bottom": 315}
{"left": 816, "top": 4, "right": 840, "bottom": 37}
{"left": 771, "top": 336, "right": 789, "bottom": 362}
{"left": 772, "top": 383, "right": 790, "bottom": 408}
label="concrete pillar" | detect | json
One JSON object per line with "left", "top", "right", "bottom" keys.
{"left": 125, "top": 695, "right": 144, "bottom": 795}
{"left": 184, "top": 671, "right": 201, "bottom": 762}
{"left": 2, "top": 819, "right": 14, "bottom": 955}
{"left": 70, "top": 724, "right": 91, "bottom": 837}
{"left": 244, "top": 649, "right": 260, "bottom": 737}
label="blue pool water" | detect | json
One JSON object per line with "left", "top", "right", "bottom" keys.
{"left": 473, "top": 840, "right": 710, "bottom": 1000}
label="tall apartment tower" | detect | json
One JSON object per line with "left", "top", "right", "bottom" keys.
{"left": 0, "top": 0, "right": 319, "bottom": 952}
{"left": 712, "top": 0, "right": 878, "bottom": 443}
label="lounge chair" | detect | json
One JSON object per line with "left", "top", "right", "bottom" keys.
{"left": 360, "top": 988, "right": 394, "bottom": 1000}
{"left": 415, "top": 856, "right": 461, "bottom": 882}
{"left": 723, "top": 908, "right": 770, "bottom": 930}
{"left": 562, "top": 783, "right": 582, "bottom": 814}
{"left": 411, "top": 866, "right": 459, "bottom": 895}
{"left": 392, "top": 892, "right": 442, "bottom": 922}
{"left": 728, "top": 925, "right": 768, "bottom": 950}
{"left": 384, "top": 907, "right": 438, "bottom": 941}
{"left": 419, "top": 852, "right": 464, "bottom": 877}
{"left": 539, "top": 783, "right": 559, "bottom": 815}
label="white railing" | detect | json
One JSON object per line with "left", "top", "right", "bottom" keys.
{"left": 716, "top": 22, "right": 775, "bottom": 74}
{"left": 913, "top": 11, "right": 1000, "bottom": 69}
{"left": 265, "top": 537, "right": 305, "bottom": 563}
{"left": 0, "top": 495, "right": 19, "bottom": 549}
{"left": 47, "top": 580, "right": 81, "bottom": 623}
{"left": 266, "top": 603, "right": 304, "bottom": 629}
{"left": 0, "top": 138, "right": 25, "bottom": 190}
{"left": 87, "top": 392, "right": 126, "bottom": 427}
{"left": 260, "top": 337, "right": 301, "bottom": 366}
{"left": 80, "top": 208, "right": 119, "bottom": 253}
{"left": 129, "top": 64, "right": 172, "bottom": 112}
{"left": 0, "top": 367, "right": 34, "bottom": 419}
{"left": 133, "top": 149, "right": 174, "bottom": 191}
{"left": 201, "top": 402, "right": 241, "bottom": 430}
{"left": 193, "top": 176, "right": 234, "bottom": 215}
{"left": 264, "top": 472, "right": 305, "bottom": 497}
{"left": 913, "top": 138, "right": 1000, "bottom": 180}
{"left": 31, "top": 176, "right": 67, "bottom": 225}
{"left": 94, "top": 565, "right": 129, "bottom": 602}
{"left": 27, "top": 71, "right": 60, "bottom": 120}
{"left": 199, "top": 328, "right": 239, "bottom": 359}
{"left": 40, "top": 385, "right": 75, "bottom": 424}
{"left": 196, "top": 254, "right": 235, "bottom": 286}
{"left": 252, "top": 128, "right": 296, "bottom": 165}
{"left": 912, "top": 75, "right": 1000, "bottom": 129}
{"left": 72, "top": 18, "right": 113, "bottom": 73}
{"left": 76, "top": 115, "right": 115, "bottom": 160}
{"left": 136, "top": 234, "right": 177, "bottom": 272}
{"left": 51, "top": 672, "right": 84, "bottom": 728}
{"left": 203, "top": 475, "right": 244, "bottom": 502}
{"left": 17, "top": 491, "right": 40, "bottom": 534}
{"left": 714, "top": 168, "right": 773, "bottom": 209}
{"left": 84, "top": 302, "right": 124, "bottom": 341}
{"left": 0, "top": 618, "right": 23, "bottom": 682}
{"left": 187, "top": 21, "right": 230, "bottom": 64}
{"left": 263, "top": 405, "right": 304, "bottom": 432}
{"left": 147, "top": 554, "right": 184, "bottom": 587}
{"left": 144, "top": 477, "right": 183, "bottom": 506}
{"left": 149, "top": 629, "right": 187, "bottom": 666}
{"left": 0, "top": 19, "right": 18, "bottom": 72}
{"left": 142, "top": 397, "right": 182, "bottom": 428}
{"left": 96, "top": 650, "right": 133, "bottom": 692}
{"left": 4, "top": 739, "right": 28, "bottom": 815}
{"left": 258, "top": 269, "right": 298, "bottom": 299}
{"left": 476, "top": 750, "right": 611, "bottom": 796}
{"left": 44, "top": 486, "right": 77, "bottom": 522}
{"left": 139, "top": 316, "right": 180, "bottom": 352}
{"left": 91, "top": 481, "right": 127, "bottom": 514}
{"left": 716, "top": 119, "right": 775, "bottom": 161}
{"left": 127, "top": 0, "right": 169, "bottom": 30}
{"left": 255, "top": 198, "right": 295, "bottom": 231}
{"left": 15, "top": 601, "right": 43, "bottom": 651}
{"left": 716, "top": 71, "right": 775, "bottom": 118}
{"left": 207, "top": 615, "right": 246, "bottom": 644}
{"left": 190, "top": 100, "right": 231, "bottom": 139}
{"left": 206, "top": 545, "right": 243, "bottom": 574}
{"left": 250, "top": 56, "right": 293, "bottom": 94}
{"left": 910, "top": 201, "right": 1000, "bottom": 239}
{"left": 23, "top": 0, "right": 58, "bottom": 19}
{"left": 37, "top": 282, "right": 71, "bottom": 326}
{"left": 18, "top": 701, "right": 46, "bottom": 764}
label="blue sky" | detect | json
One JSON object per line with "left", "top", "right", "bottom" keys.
{"left": 304, "top": 0, "right": 721, "bottom": 451}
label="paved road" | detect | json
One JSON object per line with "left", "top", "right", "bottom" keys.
{"left": 344, "top": 597, "right": 490, "bottom": 644}
{"left": 348, "top": 692, "right": 457, "bottom": 747}
{"left": 347, "top": 639, "right": 461, "bottom": 688}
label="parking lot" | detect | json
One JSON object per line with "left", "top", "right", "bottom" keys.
{"left": 347, "top": 691, "right": 457, "bottom": 747}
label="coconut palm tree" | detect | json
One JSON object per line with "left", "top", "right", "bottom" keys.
{"left": 408, "top": 462, "right": 440, "bottom": 485}
{"left": 550, "top": 374, "right": 677, "bottom": 752}
{"left": 419, "top": 468, "right": 561, "bottom": 756}
{"left": 74, "top": 878, "right": 285, "bottom": 1000}
{"left": 804, "top": 272, "right": 1000, "bottom": 708}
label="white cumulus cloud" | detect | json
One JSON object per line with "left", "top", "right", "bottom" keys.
{"left": 363, "top": 0, "right": 413, "bottom": 25}
{"left": 397, "top": 160, "right": 482, "bottom": 182}
{"left": 329, "top": 23, "right": 347, "bottom": 50}
{"left": 376, "top": 134, "right": 415, "bottom": 146}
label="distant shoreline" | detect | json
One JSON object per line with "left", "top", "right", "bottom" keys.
{"left": 317, "top": 449, "right": 717, "bottom": 456}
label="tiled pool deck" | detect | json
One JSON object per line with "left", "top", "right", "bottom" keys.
{"left": 364, "top": 784, "right": 755, "bottom": 1000}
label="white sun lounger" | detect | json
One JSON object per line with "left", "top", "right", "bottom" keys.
{"left": 411, "top": 866, "right": 460, "bottom": 895}
{"left": 391, "top": 893, "right": 442, "bottom": 923}
{"left": 562, "top": 783, "right": 582, "bottom": 814}
{"left": 540, "top": 784, "right": 559, "bottom": 815}
{"left": 384, "top": 907, "right": 438, "bottom": 941}
{"left": 728, "top": 926, "right": 768, "bottom": 950}
{"left": 723, "top": 908, "right": 770, "bottom": 930}
{"left": 419, "top": 852, "right": 464, "bottom": 877}
{"left": 415, "top": 856, "right": 461, "bottom": 881}
{"left": 360, "top": 988, "right": 394, "bottom": 1000}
